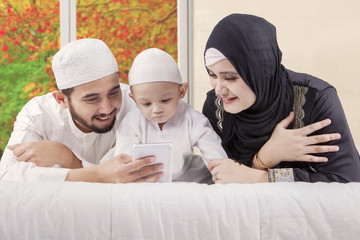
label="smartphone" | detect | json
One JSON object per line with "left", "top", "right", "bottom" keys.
{"left": 132, "top": 142, "right": 173, "bottom": 182}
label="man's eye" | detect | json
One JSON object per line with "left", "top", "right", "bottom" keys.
{"left": 86, "top": 98, "right": 99, "bottom": 103}
{"left": 109, "top": 90, "right": 120, "bottom": 96}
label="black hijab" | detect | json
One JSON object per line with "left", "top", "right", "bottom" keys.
{"left": 204, "top": 14, "right": 294, "bottom": 165}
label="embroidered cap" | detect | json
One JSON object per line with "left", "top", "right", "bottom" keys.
{"left": 52, "top": 38, "right": 118, "bottom": 90}
{"left": 129, "top": 48, "right": 182, "bottom": 86}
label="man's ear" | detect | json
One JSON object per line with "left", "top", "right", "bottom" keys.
{"left": 179, "top": 82, "right": 188, "bottom": 99}
{"left": 52, "top": 91, "right": 69, "bottom": 109}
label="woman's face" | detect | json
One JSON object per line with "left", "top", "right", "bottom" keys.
{"left": 207, "top": 59, "right": 256, "bottom": 114}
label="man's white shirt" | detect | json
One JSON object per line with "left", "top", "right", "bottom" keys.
{"left": 0, "top": 83, "right": 135, "bottom": 181}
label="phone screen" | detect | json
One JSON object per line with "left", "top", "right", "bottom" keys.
{"left": 132, "top": 142, "right": 173, "bottom": 182}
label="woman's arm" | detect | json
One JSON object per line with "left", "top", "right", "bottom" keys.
{"left": 255, "top": 88, "right": 360, "bottom": 182}
{"left": 208, "top": 158, "right": 268, "bottom": 183}
{"left": 252, "top": 111, "right": 340, "bottom": 169}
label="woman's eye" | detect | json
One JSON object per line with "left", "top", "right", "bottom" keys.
{"left": 224, "top": 76, "right": 237, "bottom": 81}
{"left": 209, "top": 73, "right": 217, "bottom": 78}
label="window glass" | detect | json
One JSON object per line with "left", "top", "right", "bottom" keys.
{"left": 76, "top": 0, "right": 178, "bottom": 83}
{"left": 0, "top": 1, "right": 59, "bottom": 153}
{"left": 0, "top": 0, "right": 177, "bottom": 156}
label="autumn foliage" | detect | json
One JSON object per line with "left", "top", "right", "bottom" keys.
{"left": 0, "top": 0, "right": 177, "bottom": 154}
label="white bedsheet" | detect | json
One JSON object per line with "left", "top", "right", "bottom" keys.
{"left": 0, "top": 181, "right": 359, "bottom": 240}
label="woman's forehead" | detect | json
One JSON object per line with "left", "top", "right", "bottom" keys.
{"left": 207, "top": 59, "right": 237, "bottom": 73}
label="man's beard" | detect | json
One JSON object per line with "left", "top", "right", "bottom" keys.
{"left": 68, "top": 102, "right": 117, "bottom": 134}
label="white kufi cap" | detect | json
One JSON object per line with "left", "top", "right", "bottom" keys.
{"left": 52, "top": 38, "right": 118, "bottom": 90}
{"left": 129, "top": 48, "right": 182, "bottom": 86}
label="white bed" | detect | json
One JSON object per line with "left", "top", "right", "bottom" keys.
{"left": 0, "top": 181, "right": 359, "bottom": 240}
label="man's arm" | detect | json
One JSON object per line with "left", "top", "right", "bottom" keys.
{"left": 7, "top": 141, "right": 83, "bottom": 169}
{"left": 0, "top": 94, "right": 75, "bottom": 181}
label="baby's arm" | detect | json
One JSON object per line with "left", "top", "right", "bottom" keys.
{"left": 191, "top": 112, "right": 227, "bottom": 165}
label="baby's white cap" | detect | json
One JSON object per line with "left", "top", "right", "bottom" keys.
{"left": 129, "top": 48, "right": 182, "bottom": 86}
{"left": 52, "top": 38, "right": 118, "bottom": 90}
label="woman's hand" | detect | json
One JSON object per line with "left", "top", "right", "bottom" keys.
{"left": 208, "top": 158, "right": 268, "bottom": 184}
{"left": 253, "top": 112, "right": 341, "bottom": 169}
{"left": 7, "top": 141, "right": 82, "bottom": 168}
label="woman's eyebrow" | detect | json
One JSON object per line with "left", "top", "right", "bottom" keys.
{"left": 219, "top": 71, "right": 239, "bottom": 75}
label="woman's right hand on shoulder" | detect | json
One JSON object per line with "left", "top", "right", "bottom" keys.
{"left": 253, "top": 112, "right": 341, "bottom": 169}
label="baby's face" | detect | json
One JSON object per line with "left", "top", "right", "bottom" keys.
{"left": 130, "top": 82, "right": 186, "bottom": 128}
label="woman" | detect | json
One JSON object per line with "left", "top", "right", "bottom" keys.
{"left": 203, "top": 14, "right": 360, "bottom": 183}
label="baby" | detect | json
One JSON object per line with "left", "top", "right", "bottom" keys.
{"left": 113, "top": 48, "right": 227, "bottom": 181}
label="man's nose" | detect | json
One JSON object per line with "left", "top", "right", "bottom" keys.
{"left": 99, "top": 99, "right": 113, "bottom": 114}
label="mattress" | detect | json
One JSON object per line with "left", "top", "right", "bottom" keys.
{"left": 0, "top": 181, "right": 359, "bottom": 239}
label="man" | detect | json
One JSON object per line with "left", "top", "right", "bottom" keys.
{"left": 0, "top": 38, "right": 163, "bottom": 183}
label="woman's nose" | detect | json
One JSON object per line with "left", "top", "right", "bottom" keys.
{"left": 214, "top": 80, "right": 228, "bottom": 96}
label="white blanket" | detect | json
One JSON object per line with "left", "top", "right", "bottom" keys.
{"left": 0, "top": 181, "right": 359, "bottom": 239}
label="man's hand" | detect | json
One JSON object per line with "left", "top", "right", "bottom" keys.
{"left": 7, "top": 141, "right": 82, "bottom": 169}
{"left": 66, "top": 153, "right": 164, "bottom": 183}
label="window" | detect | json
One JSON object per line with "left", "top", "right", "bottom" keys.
{"left": 0, "top": 0, "right": 186, "bottom": 157}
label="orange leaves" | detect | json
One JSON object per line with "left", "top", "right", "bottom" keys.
{"left": 1, "top": 44, "right": 8, "bottom": 52}
{"left": 45, "top": 66, "right": 53, "bottom": 77}
{"left": 37, "top": 28, "right": 46, "bottom": 33}
{"left": 132, "top": 25, "right": 145, "bottom": 39}
{"left": 1, "top": 0, "right": 177, "bottom": 87}
{"left": 24, "top": 80, "right": 56, "bottom": 99}
{"left": 0, "top": 0, "right": 60, "bottom": 66}
{"left": 24, "top": 82, "right": 37, "bottom": 93}
{"left": 76, "top": 0, "right": 177, "bottom": 84}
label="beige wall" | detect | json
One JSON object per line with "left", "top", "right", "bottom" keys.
{"left": 191, "top": 0, "right": 360, "bottom": 149}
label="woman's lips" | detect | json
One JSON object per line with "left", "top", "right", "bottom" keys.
{"left": 222, "top": 97, "right": 237, "bottom": 104}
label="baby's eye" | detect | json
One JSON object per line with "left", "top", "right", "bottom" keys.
{"left": 161, "top": 98, "right": 171, "bottom": 103}
{"left": 142, "top": 102, "right": 151, "bottom": 107}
